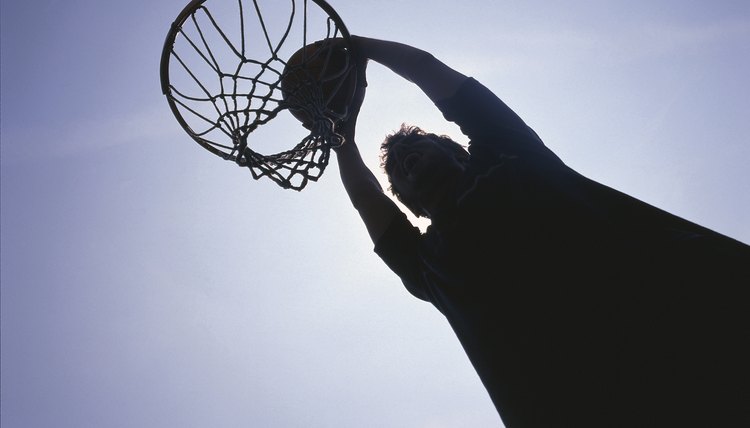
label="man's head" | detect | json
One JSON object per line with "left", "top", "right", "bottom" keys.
{"left": 381, "top": 124, "right": 469, "bottom": 218}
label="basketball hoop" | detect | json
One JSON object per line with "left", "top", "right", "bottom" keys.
{"left": 160, "top": 0, "right": 358, "bottom": 190}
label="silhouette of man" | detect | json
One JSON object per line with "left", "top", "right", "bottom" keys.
{"left": 334, "top": 36, "right": 750, "bottom": 428}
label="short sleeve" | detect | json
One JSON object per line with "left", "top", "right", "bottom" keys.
{"left": 436, "top": 78, "right": 554, "bottom": 160}
{"left": 373, "top": 212, "right": 430, "bottom": 302}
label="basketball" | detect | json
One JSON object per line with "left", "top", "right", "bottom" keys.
{"left": 281, "top": 42, "right": 356, "bottom": 129}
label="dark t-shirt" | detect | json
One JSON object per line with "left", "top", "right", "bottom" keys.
{"left": 375, "top": 78, "right": 750, "bottom": 427}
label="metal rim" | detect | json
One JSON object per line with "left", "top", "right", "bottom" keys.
{"left": 159, "top": 0, "right": 353, "bottom": 161}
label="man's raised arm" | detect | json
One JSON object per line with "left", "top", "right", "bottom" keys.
{"left": 334, "top": 55, "right": 402, "bottom": 244}
{"left": 351, "top": 36, "right": 469, "bottom": 103}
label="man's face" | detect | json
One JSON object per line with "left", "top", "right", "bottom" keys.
{"left": 388, "top": 137, "right": 467, "bottom": 217}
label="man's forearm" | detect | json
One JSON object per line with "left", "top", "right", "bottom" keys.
{"left": 351, "top": 36, "right": 468, "bottom": 102}
{"left": 335, "top": 141, "right": 383, "bottom": 211}
{"left": 351, "top": 36, "right": 433, "bottom": 83}
{"left": 335, "top": 141, "right": 401, "bottom": 243}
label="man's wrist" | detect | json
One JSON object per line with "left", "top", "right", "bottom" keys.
{"left": 333, "top": 137, "right": 357, "bottom": 154}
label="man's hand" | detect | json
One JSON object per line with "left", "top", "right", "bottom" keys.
{"left": 338, "top": 44, "right": 368, "bottom": 144}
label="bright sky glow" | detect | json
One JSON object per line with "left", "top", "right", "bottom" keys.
{"left": 2, "top": 1, "right": 748, "bottom": 427}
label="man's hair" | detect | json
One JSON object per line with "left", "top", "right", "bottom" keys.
{"left": 380, "top": 124, "right": 468, "bottom": 216}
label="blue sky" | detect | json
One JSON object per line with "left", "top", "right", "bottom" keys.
{"left": 2, "top": 0, "right": 748, "bottom": 427}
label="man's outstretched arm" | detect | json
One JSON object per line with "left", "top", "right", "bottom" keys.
{"left": 351, "top": 36, "right": 540, "bottom": 150}
{"left": 350, "top": 36, "right": 469, "bottom": 103}
{"left": 334, "top": 54, "right": 402, "bottom": 244}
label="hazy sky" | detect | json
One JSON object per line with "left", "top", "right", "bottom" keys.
{"left": 2, "top": 0, "right": 748, "bottom": 427}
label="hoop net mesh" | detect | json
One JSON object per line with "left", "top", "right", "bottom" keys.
{"left": 161, "top": 0, "right": 356, "bottom": 190}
